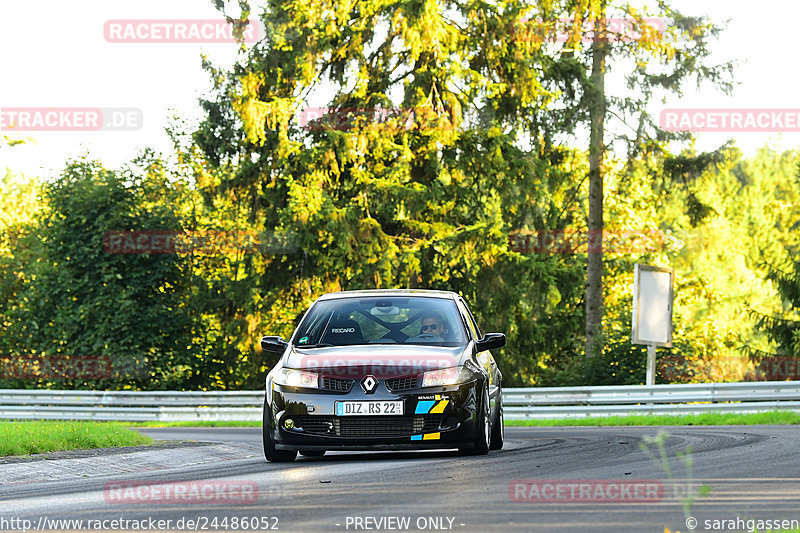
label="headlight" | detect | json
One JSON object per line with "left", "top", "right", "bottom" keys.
{"left": 274, "top": 368, "right": 319, "bottom": 388}
{"left": 422, "top": 366, "right": 473, "bottom": 387}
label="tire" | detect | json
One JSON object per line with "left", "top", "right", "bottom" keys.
{"left": 262, "top": 399, "right": 297, "bottom": 463}
{"left": 489, "top": 389, "right": 504, "bottom": 450}
{"left": 460, "top": 385, "right": 490, "bottom": 456}
{"left": 299, "top": 450, "right": 326, "bottom": 457}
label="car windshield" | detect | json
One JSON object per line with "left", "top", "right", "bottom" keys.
{"left": 292, "top": 296, "right": 467, "bottom": 347}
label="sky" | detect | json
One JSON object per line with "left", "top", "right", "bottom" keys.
{"left": 1, "top": 0, "right": 799, "bottom": 180}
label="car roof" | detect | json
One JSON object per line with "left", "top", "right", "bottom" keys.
{"left": 316, "top": 289, "right": 460, "bottom": 302}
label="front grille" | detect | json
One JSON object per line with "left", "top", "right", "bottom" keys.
{"left": 319, "top": 376, "right": 354, "bottom": 392}
{"left": 295, "top": 415, "right": 336, "bottom": 435}
{"left": 385, "top": 375, "right": 421, "bottom": 392}
{"left": 294, "top": 415, "right": 442, "bottom": 437}
{"left": 422, "top": 415, "right": 441, "bottom": 432}
{"left": 338, "top": 416, "right": 423, "bottom": 437}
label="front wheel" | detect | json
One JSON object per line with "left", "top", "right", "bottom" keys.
{"left": 262, "top": 400, "right": 297, "bottom": 463}
{"left": 489, "top": 389, "right": 504, "bottom": 450}
{"left": 460, "top": 385, "right": 490, "bottom": 456}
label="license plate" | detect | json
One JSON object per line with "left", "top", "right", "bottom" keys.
{"left": 335, "top": 400, "right": 404, "bottom": 416}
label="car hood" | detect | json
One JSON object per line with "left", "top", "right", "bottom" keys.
{"left": 284, "top": 344, "right": 470, "bottom": 379}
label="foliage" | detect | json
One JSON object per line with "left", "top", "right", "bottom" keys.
{"left": 0, "top": 156, "right": 197, "bottom": 390}
{"left": 0, "top": 169, "right": 43, "bottom": 346}
{"left": 661, "top": 147, "right": 800, "bottom": 380}
{"left": 537, "top": 145, "right": 800, "bottom": 385}
{"left": 0, "top": 2, "right": 795, "bottom": 390}
{"left": 751, "top": 257, "right": 800, "bottom": 359}
{"left": 183, "top": 0, "right": 604, "bottom": 386}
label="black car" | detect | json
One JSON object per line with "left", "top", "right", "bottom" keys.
{"left": 261, "top": 289, "right": 506, "bottom": 462}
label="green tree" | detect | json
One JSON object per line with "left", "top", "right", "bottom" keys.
{"left": 185, "top": 0, "right": 594, "bottom": 385}
{"left": 747, "top": 154, "right": 800, "bottom": 363}
{"left": 0, "top": 171, "right": 42, "bottom": 354}
{"left": 1, "top": 156, "right": 197, "bottom": 390}
{"left": 533, "top": 1, "right": 734, "bottom": 357}
{"left": 755, "top": 260, "right": 800, "bottom": 359}
{"left": 0, "top": 139, "right": 44, "bottom": 380}
{"left": 659, "top": 147, "right": 800, "bottom": 380}
{"left": 539, "top": 146, "right": 800, "bottom": 385}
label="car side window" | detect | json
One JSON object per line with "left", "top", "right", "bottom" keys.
{"left": 463, "top": 302, "right": 482, "bottom": 339}
{"left": 456, "top": 299, "right": 479, "bottom": 341}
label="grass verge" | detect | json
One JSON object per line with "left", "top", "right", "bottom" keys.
{"left": 0, "top": 421, "right": 153, "bottom": 456}
{"left": 505, "top": 411, "right": 800, "bottom": 427}
{"left": 128, "top": 420, "right": 262, "bottom": 428}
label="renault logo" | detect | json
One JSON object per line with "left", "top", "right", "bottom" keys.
{"left": 361, "top": 375, "right": 378, "bottom": 394}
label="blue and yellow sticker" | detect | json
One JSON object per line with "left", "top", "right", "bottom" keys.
{"left": 412, "top": 395, "right": 447, "bottom": 441}
{"left": 414, "top": 395, "right": 449, "bottom": 415}
{"left": 411, "top": 433, "right": 440, "bottom": 441}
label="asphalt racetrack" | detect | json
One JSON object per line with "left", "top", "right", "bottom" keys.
{"left": 2, "top": 426, "right": 800, "bottom": 532}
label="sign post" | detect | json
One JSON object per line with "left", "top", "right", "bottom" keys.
{"left": 646, "top": 345, "right": 657, "bottom": 386}
{"left": 632, "top": 264, "right": 674, "bottom": 386}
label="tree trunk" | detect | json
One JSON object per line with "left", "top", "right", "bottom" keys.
{"left": 585, "top": 8, "right": 608, "bottom": 358}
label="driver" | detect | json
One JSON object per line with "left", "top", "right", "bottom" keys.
{"left": 420, "top": 313, "right": 448, "bottom": 339}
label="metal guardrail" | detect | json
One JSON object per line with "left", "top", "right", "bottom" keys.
{"left": 0, "top": 390, "right": 264, "bottom": 422}
{"left": 503, "top": 382, "right": 800, "bottom": 419}
{"left": 1, "top": 382, "right": 800, "bottom": 422}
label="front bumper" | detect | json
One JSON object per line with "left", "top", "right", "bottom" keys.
{"left": 266, "top": 379, "right": 480, "bottom": 450}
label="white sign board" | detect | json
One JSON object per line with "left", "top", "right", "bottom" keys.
{"left": 632, "top": 264, "right": 673, "bottom": 347}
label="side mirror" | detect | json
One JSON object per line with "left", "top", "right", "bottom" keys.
{"left": 261, "top": 335, "right": 288, "bottom": 355}
{"left": 476, "top": 333, "right": 506, "bottom": 352}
